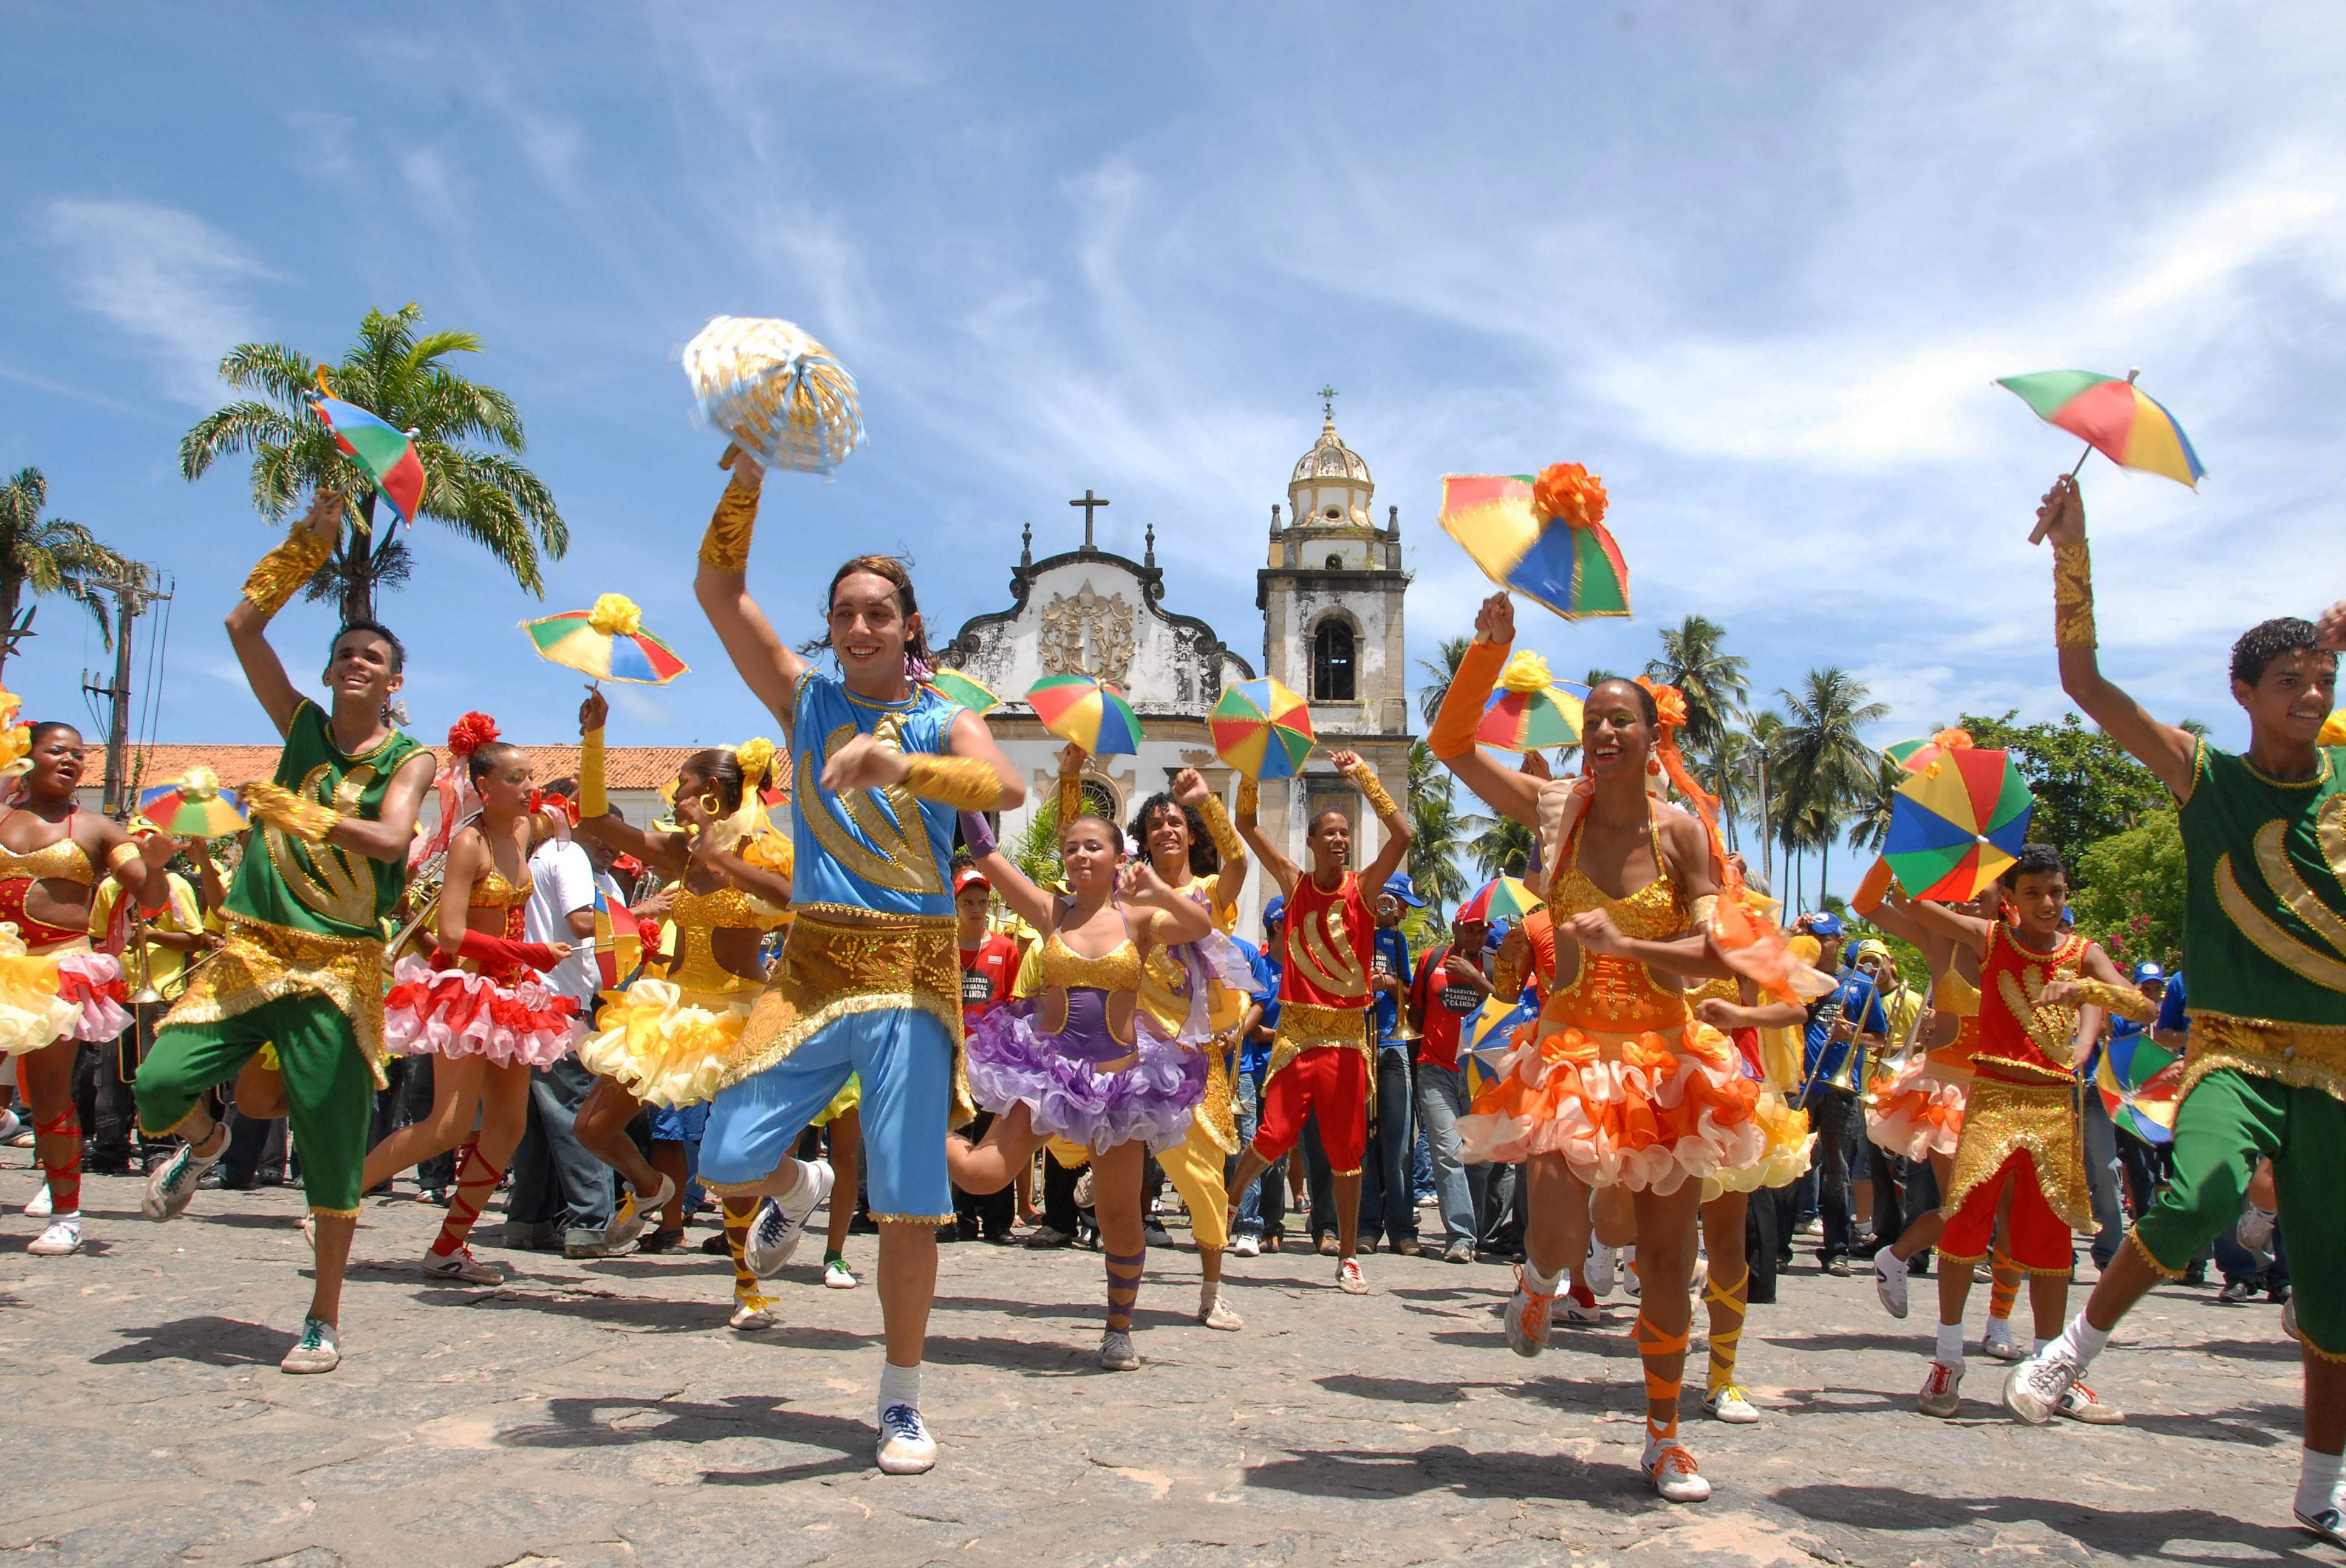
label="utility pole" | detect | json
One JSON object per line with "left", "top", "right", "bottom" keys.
{"left": 82, "top": 569, "right": 166, "bottom": 820}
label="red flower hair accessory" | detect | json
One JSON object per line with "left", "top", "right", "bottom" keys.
{"left": 446, "top": 712, "right": 501, "bottom": 758}
{"left": 1532, "top": 462, "right": 1608, "bottom": 531}
{"left": 1634, "top": 677, "right": 1689, "bottom": 732}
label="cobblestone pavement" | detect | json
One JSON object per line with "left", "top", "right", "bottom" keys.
{"left": 0, "top": 1164, "right": 2326, "bottom": 1568}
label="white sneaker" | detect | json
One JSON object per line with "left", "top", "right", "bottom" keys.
{"left": 1642, "top": 1437, "right": 1711, "bottom": 1503}
{"left": 26, "top": 1214, "right": 81, "bottom": 1256}
{"left": 2055, "top": 1380, "right": 2122, "bottom": 1424}
{"left": 422, "top": 1246, "right": 504, "bottom": 1286}
{"left": 2003, "top": 1346, "right": 2079, "bottom": 1426}
{"left": 24, "top": 1182, "right": 52, "bottom": 1218}
{"left": 730, "top": 1291, "right": 779, "bottom": 1330}
{"left": 1073, "top": 1168, "right": 1096, "bottom": 1210}
{"left": 1555, "top": 1293, "right": 1604, "bottom": 1326}
{"left": 2236, "top": 1204, "right": 2276, "bottom": 1253}
{"left": 1621, "top": 1247, "right": 1642, "bottom": 1297}
{"left": 876, "top": 1403, "right": 938, "bottom": 1474}
{"left": 823, "top": 1258, "right": 858, "bottom": 1290}
{"left": 1503, "top": 1267, "right": 1554, "bottom": 1357}
{"left": 0, "top": 1108, "right": 17, "bottom": 1144}
{"left": 143, "top": 1135, "right": 224, "bottom": 1221}
{"left": 1098, "top": 1328, "right": 1141, "bottom": 1371}
{"left": 1585, "top": 1239, "right": 1621, "bottom": 1298}
{"left": 1981, "top": 1320, "right": 2025, "bottom": 1362}
{"left": 1874, "top": 1250, "right": 1910, "bottom": 1319}
{"left": 281, "top": 1316, "right": 340, "bottom": 1374}
{"left": 604, "top": 1173, "right": 674, "bottom": 1252}
{"left": 1704, "top": 1385, "right": 1760, "bottom": 1424}
{"left": 1918, "top": 1358, "right": 1963, "bottom": 1417}
{"left": 1199, "top": 1290, "right": 1243, "bottom": 1331}
{"left": 745, "top": 1159, "right": 834, "bottom": 1277}
{"left": 1335, "top": 1257, "right": 1368, "bottom": 1295}
{"left": 1228, "top": 1233, "right": 1260, "bottom": 1258}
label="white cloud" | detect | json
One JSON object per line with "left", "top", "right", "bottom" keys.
{"left": 41, "top": 200, "right": 279, "bottom": 406}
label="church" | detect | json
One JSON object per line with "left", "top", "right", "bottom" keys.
{"left": 937, "top": 404, "right": 1415, "bottom": 939}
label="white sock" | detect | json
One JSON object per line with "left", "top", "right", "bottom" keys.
{"left": 1524, "top": 1258, "right": 1563, "bottom": 1295}
{"left": 2299, "top": 1447, "right": 2345, "bottom": 1519}
{"left": 2054, "top": 1310, "right": 2111, "bottom": 1369}
{"left": 1934, "top": 1321, "right": 1964, "bottom": 1366}
{"left": 878, "top": 1360, "right": 922, "bottom": 1421}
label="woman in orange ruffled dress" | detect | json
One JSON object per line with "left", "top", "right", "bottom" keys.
{"left": 1429, "top": 585, "right": 1777, "bottom": 1505}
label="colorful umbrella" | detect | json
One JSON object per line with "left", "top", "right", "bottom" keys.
{"left": 1476, "top": 651, "right": 1583, "bottom": 752}
{"left": 926, "top": 669, "right": 1000, "bottom": 715}
{"left": 1882, "top": 746, "right": 2034, "bottom": 901}
{"left": 593, "top": 883, "right": 644, "bottom": 997}
{"left": 1458, "top": 875, "right": 1547, "bottom": 925}
{"left": 683, "top": 315, "right": 864, "bottom": 474}
{"left": 1463, "top": 989, "right": 1541, "bottom": 1092}
{"left": 1883, "top": 728, "right": 1975, "bottom": 775}
{"left": 1210, "top": 678, "right": 1315, "bottom": 780}
{"left": 2096, "top": 1031, "right": 2180, "bottom": 1146}
{"left": 521, "top": 593, "right": 690, "bottom": 686}
{"left": 1997, "top": 369, "right": 2205, "bottom": 497}
{"left": 137, "top": 769, "right": 248, "bottom": 839}
{"left": 1440, "top": 463, "right": 1629, "bottom": 621}
{"left": 1027, "top": 673, "right": 1142, "bottom": 757}
{"left": 309, "top": 386, "right": 425, "bottom": 528}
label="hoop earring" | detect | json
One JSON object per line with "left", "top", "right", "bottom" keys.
{"left": 699, "top": 794, "right": 719, "bottom": 817}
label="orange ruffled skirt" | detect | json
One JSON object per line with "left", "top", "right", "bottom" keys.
{"left": 1865, "top": 1057, "right": 1968, "bottom": 1162}
{"left": 1457, "top": 1019, "right": 1764, "bottom": 1195}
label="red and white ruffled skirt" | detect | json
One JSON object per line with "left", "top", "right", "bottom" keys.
{"left": 1457, "top": 1017, "right": 1765, "bottom": 1195}
{"left": 383, "top": 955, "right": 581, "bottom": 1069}
{"left": 0, "top": 936, "right": 129, "bottom": 1057}
{"left": 1865, "top": 1055, "right": 1969, "bottom": 1162}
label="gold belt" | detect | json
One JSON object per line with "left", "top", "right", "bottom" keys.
{"left": 2183, "top": 1010, "right": 2346, "bottom": 1109}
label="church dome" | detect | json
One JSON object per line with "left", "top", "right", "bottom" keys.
{"left": 1290, "top": 414, "right": 1372, "bottom": 487}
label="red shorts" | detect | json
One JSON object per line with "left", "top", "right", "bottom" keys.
{"left": 1251, "top": 1046, "right": 1368, "bottom": 1174}
{"left": 1938, "top": 1149, "right": 2072, "bottom": 1272}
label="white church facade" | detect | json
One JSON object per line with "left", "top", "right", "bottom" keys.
{"left": 939, "top": 405, "right": 1414, "bottom": 940}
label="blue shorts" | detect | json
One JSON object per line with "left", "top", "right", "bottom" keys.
{"left": 648, "top": 1101, "right": 710, "bottom": 1145}
{"left": 700, "top": 1006, "right": 954, "bottom": 1223}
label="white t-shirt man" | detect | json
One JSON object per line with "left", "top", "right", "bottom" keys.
{"left": 525, "top": 836, "right": 602, "bottom": 1007}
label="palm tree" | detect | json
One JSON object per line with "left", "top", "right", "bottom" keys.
{"left": 1745, "top": 707, "right": 1787, "bottom": 888}
{"left": 1415, "top": 635, "right": 1471, "bottom": 729}
{"left": 0, "top": 468, "right": 142, "bottom": 684}
{"left": 1850, "top": 751, "right": 1906, "bottom": 855}
{"left": 1465, "top": 811, "right": 1537, "bottom": 880}
{"left": 1773, "top": 668, "right": 1890, "bottom": 907}
{"left": 180, "top": 303, "right": 567, "bottom": 624}
{"left": 1406, "top": 741, "right": 1471, "bottom": 914}
{"left": 1644, "top": 615, "right": 1749, "bottom": 767}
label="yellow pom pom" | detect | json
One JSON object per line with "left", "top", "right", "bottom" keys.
{"left": 733, "top": 736, "right": 777, "bottom": 790}
{"left": 588, "top": 593, "right": 643, "bottom": 637}
{"left": 1499, "top": 651, "right": 1553, "bottom": 695}
{"left": 180, "top": 766, "right": 221, "bottom": 803}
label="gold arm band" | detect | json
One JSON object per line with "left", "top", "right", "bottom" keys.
{"left": 241, "top": 528, "right": 333, "bottom": 618}
{"left": 106, "top": 842, "right": 142, "bottom": 871}
{"left": 245, "top": 780, "right": 341, "bottom": 844}
{"left": 901, "top": 754, "right": 1005, "bottom": 811}
{"left": 1236, "top": 777, "right": 1260, "bottom": 818}
{"left": 2068, "top": 977, "right": 2155, "bottom": 1023}
{"left": 1690, "top": 893, "right": 1719, "bottom": 931}
{"left": 1197, "top": 794, "right": 1245, "bottom": 866}
{"left": 699, "top": 477, "right": 761, "bottom": 573}
{"left": 1346, "top": 761, "right": 1398, "bottom": 819}
{"left": 1056, "top": 768, "right": 1084, "bottom": 825}
{"left": 580, "top": 726, "right": 608, "bottom": 819}
{"left": 2053, "top": 540, "right": 2096, "bottom": 650}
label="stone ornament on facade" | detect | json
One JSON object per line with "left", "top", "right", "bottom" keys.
{"left": 1038, "top": 583, "right": 1138, "bottom": 689}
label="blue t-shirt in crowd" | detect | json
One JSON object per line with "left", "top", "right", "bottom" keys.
{"left": 1371, "top": 925, "right": 1414, "bottom": 1044}
{"left": 2156, "top": 972, "right": 2187, "bottom": 1034}
{"left": 1803, "top": 967, "right": 1890, "bottom": 1079}
{"left": 1242, "top": 939, "right": 1279, "bottom": 1075}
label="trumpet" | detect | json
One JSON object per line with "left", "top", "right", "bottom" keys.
{"left": 381, "top": 840, "right": 451, "bottom": 977}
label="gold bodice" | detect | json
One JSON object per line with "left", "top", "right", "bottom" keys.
{"left": 1041, "top": 930, "right": 1143, "bottom": 993}
{"left": 1544, "top": 812, "right": 1691, "bottom": 1034}
{"left": 666, "top": 881, "right": 781, "bottom": 997}
{"left": 1932, "top": 967, "right": 1982, "bottom": 1018}
{"left": 469, "top": 864, "right": 533, "bottom": 911}
{"left": 0, "top": 835, "right": 94, "bottom": 888}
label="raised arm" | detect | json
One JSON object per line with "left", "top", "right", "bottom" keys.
{"left": 226, "top": 488, "right": 343, "bottom": 738}
{"left": 2042, "top": 939, "right": 2158, "bottom": 1022}
{"left": 1174, "top": 767, "right": 1248, "bottom": 914}
{"left": 2037, "top": 477, "right": 2197, "bottom": 798}
{"left": 571, "top": 688, "right": 690, "bottom": 877}
{"left": 675, "top": 789, "right": 795, "bottom": 910}
{"left": 1881, "top": 880, "right": 1994, "bottom": 958}
{"left": 693, "top": 448, "right": 813, "bottom": 731}
{"left": 1234, "top": 777, "right": 1301, "bottom": 899}
{"left": 956, "top": 811, "right": 1056, "bottom": 935}
{"left": 1426, "top": 594, "right": 1544, "bottom": 829}
{"left": 1333, "top": 748, "right": 1413, "bottom": 888}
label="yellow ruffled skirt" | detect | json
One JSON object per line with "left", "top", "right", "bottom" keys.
{"left": 580, "top": 978, "right": 752, "bottom": 1110}
{"left": 1700, "top": 1086, "right": 1815, "bottom": 1201}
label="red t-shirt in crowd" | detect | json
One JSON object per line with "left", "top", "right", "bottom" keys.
{"left": 959, "top": 932, "right": 1019, "bottom": 1031}
{"left": 1409, "top": 941, "right": 1491, "bottom": 1071}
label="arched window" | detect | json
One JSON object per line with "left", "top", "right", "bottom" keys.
{"left": 1078, "top": 778, "right": 1120, "bottom": 827}
{"left": 1312, "top": 618, "right": 1356, "bottom": 703}
{"left": 1324, "top": 551, "right": 1344, "bottom": 570}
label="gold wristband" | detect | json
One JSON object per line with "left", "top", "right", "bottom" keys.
{"left": 2053, "top": 539, "right": 2096, "bottom": 650}
{"left": 1346, "top": 762, "right": 1398, "bottom": 819}
{"left": 2068, "top": 977, "right": 2155, "bottom": 1023}
{"left": 1197, "top": 794, "right": 1246, "bottom": 865}
{"left": 1690, "top": 893, "right": 1719, "bottom": 931}
{"left": 245, "top": 780, "right": 342, "bottom": 843}
{"left": 580, "top": 727, "right": 609, "bottom": 819}
{"left": 1056, "top": 769, "right": 1084, "bottom": 824}
{"left": 901, "top": 754, "right": 1005, "bottom": 811}
{"left": 1236, "top": 777, "right": 1260, "bottom": 817}
{"left": 241, "top": 529, "right": 333, "bottom": 618}
{"left": 699, "top": 478, "right": 761, "bottom": 573}
{"left": 107, "top": 842, "right": 142, "bottom": 871}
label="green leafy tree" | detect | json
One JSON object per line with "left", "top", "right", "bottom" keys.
{"left": 1955, "top": 710, "right": 2170, "bottom": 870}
{"left": 1774, "top": 668, "right": 1889, "bottom": 909}
{"left": 1644, "top": 614, "right": 1749, "bottom": 768}
{"left": 2068, "top": 808, "right": 2186, "bottom": 967}
{"left": 0, "top": 467, "right": 142, "bottom": 683}
{"left": 1415, "top": 635, "right": 1471, "bottom": 729}
{"left": 1009, "top": 796, "right": 1063, "bottom": 892}
{"left": 1466, "top": 811, "right": 1537, "bottom": 880}
{"left": 1406, "top": 741, "right": 1471, "bottom": 914}
{"left": 180, "top": 303, "right": 567, "bottom": 624}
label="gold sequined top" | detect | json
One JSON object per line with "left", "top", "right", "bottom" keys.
{"left": 1932, "top": 967, "right": 1981, "bottom": 1018}
{"left": 1544, "top": 813, "right": 1691, "bottom": 1034}
{"left": 1041, "top": 930, "right": 1143, "bottom": 993}
{"left": 0, "top": 835, "right": 95, "bottom": 888}
{"left": 667, "top": 881, "right": 787, "bottom": 1000}
{"left": 468, "top": 864, "right": 533, "bottom": 910}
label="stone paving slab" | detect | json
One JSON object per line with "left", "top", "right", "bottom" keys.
{"left": 0, "top": 1165, "right": 2325, "bottom": 1568}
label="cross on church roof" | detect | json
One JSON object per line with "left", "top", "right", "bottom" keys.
{"left": 1069, "top": 488, "right": 1110, "bottom": 550}
{"left": 1318, "top": 384, "right": 1338, "bottom": 417}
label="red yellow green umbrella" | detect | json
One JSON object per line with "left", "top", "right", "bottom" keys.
{"left": 1439, "top": 462, "right": 1629, "bottom": 621}
{"left": 138, "top": 769, "right": 248, "bottom": 839}
{"left": 2097, "top": 1032, "right": 2180, "bottom": 1147}
{"left": 1883, "top": 746, "right": 2034, "bottom": 900}
{"left": 1458, "top": 875, "right": 1546, "bottom": 925}
{"left": 1210, "top": 678, "right": 1315, "bottom": 780}
{"left": 926, "top": 669, "right": 1000, "bottom": 714}
{"left": 521, "top": 594, "right": 689, "bottom": 686}
{"left": 1883, "top": 727, "right": 1976, "bottom": 775}
{"left": 1997, "top": 369, "right": 2206, "bottom": 496}
{"left": 1028, "top": 673, "right": 1142, "bottom": 757}
{"left": 1476, "top": 651, "right": 1583, "bottom": 752}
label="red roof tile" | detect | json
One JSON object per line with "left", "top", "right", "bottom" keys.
{"left": 117, "top": 743, "right": 699, "bottom": 794}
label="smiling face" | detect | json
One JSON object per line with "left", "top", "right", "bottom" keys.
{"left": 1059, "top": 814, "right": 1121, "bottom": 892}
{"left": 1306, "top": 808, "right": 1352, "bottom": 875}
{"left": 24, "top": 725, "right": 86, "bottom": 799}
{"left": 2234, "top": 647, "right": 2338, "bottom": 749}
{"left": 1141, "top": 799, "right": 1191, "bottom": 874}
{"left": 1579, "top": 680, "right": 1653, "bottom": 783}
{"left": 829, "top": 570, "right": 915, "bottom": 688}
{"left": 2006, "top": 868, "right": 2069, "bottom": 942}
{"left": 324, "top": 629, "right": 401, "bottom": 715}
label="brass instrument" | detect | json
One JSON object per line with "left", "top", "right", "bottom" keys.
{"left": 126, "top": 901, "right": 168, "bottom": 1007}
{"left": 382, "top": 842, "right": 450, "bottom": 977}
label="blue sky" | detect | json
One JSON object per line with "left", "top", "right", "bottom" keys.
{"left": 5, "top": 4, "right": 2342, "bottom": 896}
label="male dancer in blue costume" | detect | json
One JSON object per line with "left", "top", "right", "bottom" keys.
{"left": 696, "top": 446, "right": 1025, "bottom": 1474}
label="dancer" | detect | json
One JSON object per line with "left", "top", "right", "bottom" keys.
{"left": 567, "top": 690, "right": 796, "bottom": 1323}
{"left": 1883, "top": 843, "right": 2127, "bottom": 1423}
{"left": 1862, "top": 876, "right": 2031, "bottom": 1360}
{"left": 2002, "top": 477, "right": 2346, "bottom": 1543}
{"left": 1120, "top": 758, "right": 1253, "bottom": 1331}
{"left": 694, "top": 444, "right": 1024, "bottom": 1474}
{"left": 364, "top": 724, "right": 586, "bottom": 1284}
{"left": 1428, "top": 591, "right": 1770, "bottom": 1504}
{"left": 0, "top": 711, "right": 143, "bottom": 1256}
{"left": 946, "top": 807, "right": 1214, "bottom": 1369}
{"left": 135, "top": 488, "right": 436, "bottom": 1371}
{"left": 1223, "top": 748, "right": 1413, "bottom": 1294}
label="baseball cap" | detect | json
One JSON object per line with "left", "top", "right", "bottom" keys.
{"left": 1381, "top": 873, "right": 1428, "bottom": 908}
{"left": 1853, "top": 938, "right": 1890, "bottom": 966}
{"left": 1805, "top": 912, "right": 1844, "bottom": 939}
{"left": 1262, "top": 896, "right": 1286, "bottom": 938}
{"left": 952, "top": 867, "right": 990, "bottom": 896}
{"left": 2132, "top": 960, "right": 2167, "bottom": 984}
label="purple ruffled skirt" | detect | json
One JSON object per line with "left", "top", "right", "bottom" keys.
{"left": 964, "top": 998, "right": 1204, "bottom": 1155}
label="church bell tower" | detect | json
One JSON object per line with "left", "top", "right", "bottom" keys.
{"left": 1256, "top": 392, "right": 1414, "bottom": 866}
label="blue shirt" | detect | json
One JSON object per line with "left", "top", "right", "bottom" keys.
{"left": 1370, "top": 925, "right": 1414, "bottom": 1043}
{"left": 788, "top": 670, "right": 962, "bottom": 916}
{"left": 2156, "top": 972, "right": 2188, "bottom": 1034}
{"left": 1244, "top": 941, "right": 1280, "bottom": 1075}
{"left": 1803, "top": 968, "right": 1889, "bottom": 1079}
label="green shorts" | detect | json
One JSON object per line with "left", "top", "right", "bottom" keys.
{"left": 2132, "top": 1066, "right": 2346, "bottom": 1360}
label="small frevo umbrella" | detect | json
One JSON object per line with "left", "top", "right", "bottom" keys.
{"left": 1440, "top": 462, "right": 1629, "bottom": 621}
{"left": 1476, "top": 652, "right": 1583, "bottom": 753}
{"left": 1027, "top": 673, "right": 1141, "bottom": 757}
{"left": 1458, "top": 875, "right": 1546, "bottom": 925}
{"left": 309, "top": 375, "right": 425, "bottom": 528}
{"left": 683, "top": 315, "right": 866, "bottom": 474}
{"left": 1998, "top": 369, "right": 2204, "bottom": 542}
{"left": 2097, "top": 1031, "right": 2181, "bottom": 1147}
{"left": 926, "top": 669, "right": 1000, "bottom": 714}
{"left": 1883, "top": 747, "right": 2034, "bottom": 901}
{"left": 139, "top": 769, "right": 248, "bottom": 839}
{"left": 1211, "top": 677, "right": 1315, "bottom": 780}
{"left": 522, "top": 593, "right": 689, "bottom": 686}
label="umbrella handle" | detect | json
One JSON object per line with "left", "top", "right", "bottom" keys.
{"left": 2026, "top": 447, "right": 2094, "bottom": 545}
